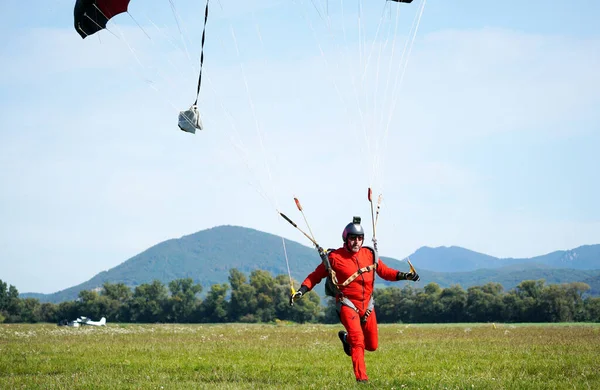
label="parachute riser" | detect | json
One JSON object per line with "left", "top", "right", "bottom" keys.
{"left": 367, "top": 188, "right": 382, "bottom": 251}
{"left": 278, "top": 201, "right": 339, "bottom": 287}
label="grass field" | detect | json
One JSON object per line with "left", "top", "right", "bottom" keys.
{"left": 1, "top": 322, "right": 599, "bottom": 389}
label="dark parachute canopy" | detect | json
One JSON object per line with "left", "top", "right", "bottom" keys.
{"left": 74, "top": 0, "right": 131, "bottom": 39}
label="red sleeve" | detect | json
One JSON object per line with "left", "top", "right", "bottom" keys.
{"left": 301, "top": 262, "right": 329, "bottom": 290}
{"left": 376, "top": 259, "right": 400, "bottom": 282}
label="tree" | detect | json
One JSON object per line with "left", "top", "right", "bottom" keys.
{"left": 514, "top": 280, "right": 546, "bottom": 322}
{"left": 373, "top": 286, "right": 405, "bottom": 323}
{"left": 413, "top": 283, "right": 443, "bottom": 323}
{"left": 102, "top": 282, "right": 132, "bottom": 302}
{"left": 18, "top": 298, "right": 42, "bottom": 323}
{"left": 466, "top": 283, "right": 505, "bottom": 322}
{"left": 198, "top": 283, "right": 229, "bottom": 323}
{"left": 228, "top": 269, "right": 258, "bottom": 322}
{"left": 584, "top": 297, "right": 600, "bottom": 322}
{"left": 166, "top": 278, "right": 202, "bottom": 322}
{"left": 101, "top": 282, "right": 133, "bottom": 322}
{"left": 439, "top": 285, "right": 467, "bottom": 323}
{"left": 249, "top": 270, "right": 276, "bottom": 322}
{"left": 0, "top": 282, "right": 21, "bottom": 322}
{"left": 129, "top": 280, "right": 168, "bottom": 323}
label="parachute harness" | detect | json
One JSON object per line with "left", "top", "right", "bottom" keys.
{"left": 279, "top": 189, "right": 396, "bottom": 323}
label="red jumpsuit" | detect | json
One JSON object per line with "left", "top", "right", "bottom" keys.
{"left": 300, "top": 246, "right": 400, "bottom": 381}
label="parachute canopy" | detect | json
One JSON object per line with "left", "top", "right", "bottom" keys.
{"left": 74, "top": 0, "right": 131, "bottom": 39}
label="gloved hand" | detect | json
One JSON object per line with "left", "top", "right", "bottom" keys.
{"left": 397, "top": 271, "right": 420, "bottom": 282}
{"left": 290, "top": 290, "right": 303, "bottom": 306}
{"left": 406, "top": 272, "right": 420, "bottom": 282}
{"left": 289, "top": 285, "right": 309, "bottom": 306}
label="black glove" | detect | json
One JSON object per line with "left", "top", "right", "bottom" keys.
{"left": 290, "top": 285, "right": 309, "bottom": 306}
{"left": 407, "top": 272, "right": 420, "bottom": 282}
{"left": 397, "top": 271, "right": 420, "bottom": 282}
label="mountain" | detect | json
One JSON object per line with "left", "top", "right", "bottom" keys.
{"left": 408, "top": 245, "right": 600, "bottom": 272}
{"left": 25, "top": 226, "right": 321, "bottom": 304}
{"left": 376, "top": 262, "right": 600, "bottom": 293}
{"left": 19, "top": 226, "right": 600, "bottom": 303}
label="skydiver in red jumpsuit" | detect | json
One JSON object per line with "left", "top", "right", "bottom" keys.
{"left": 290, "top": 217, "right": 420, "bottom": 383}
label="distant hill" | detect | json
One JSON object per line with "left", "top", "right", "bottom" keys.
{"left": 23, "top": 226, "right": 321, "bottom": 304}
{"left": 376, "top": 262, "right": 600, "bottom": 293}
{"left": 408, "top": 244, "right": 600, "bottom": 272}
{"left": 19, "top": 226, "right": 600, "bottom": 303}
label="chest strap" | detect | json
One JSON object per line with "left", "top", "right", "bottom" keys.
{"left": 338, "top": 263, "right": 377, "bottom": 287}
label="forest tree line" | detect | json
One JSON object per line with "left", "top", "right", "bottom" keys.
{"left": 2, "top": 268, "right": 600, "bottom": 324}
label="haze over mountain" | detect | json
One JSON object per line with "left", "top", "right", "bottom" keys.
{"left": 19, "top": 226, "right": 600, "bottom": 303}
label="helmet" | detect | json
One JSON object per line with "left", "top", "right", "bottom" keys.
{"left": 342, "top": 216, "right": 365, "bottom": 242}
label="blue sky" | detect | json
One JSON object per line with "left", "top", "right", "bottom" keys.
{"left": 1, "top": 0, "right": 599, "bottom": 294}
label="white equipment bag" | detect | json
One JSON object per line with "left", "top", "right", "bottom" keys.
{"left": 178, "top": 105, "right": 203, "bottom": 134}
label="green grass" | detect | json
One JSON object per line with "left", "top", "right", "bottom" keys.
{"left": 1, "top": 322, "right": 599, "bottom": 389}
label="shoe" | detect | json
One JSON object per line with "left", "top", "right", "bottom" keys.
{"left": 357, "top": 379, "right": 369, "bottom": 383}
{"left": 338, "top": 330, "right": 351, "bottom": 356}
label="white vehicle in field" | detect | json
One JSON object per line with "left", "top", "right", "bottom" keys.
{"left": 58, "top": 316, "right": 106, "bottom": 327}
{"left": 77, "top": 316, "right": 106, "bottom": 326}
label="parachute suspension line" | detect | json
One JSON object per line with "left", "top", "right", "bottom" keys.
{"left": 309, "top": 0, "right": 325, "bottom": 22}
{"left": 279, "top": 233, "right": 295, "bottom": 295}
{"left": 359, "top": 2, "right": 391, "bottom": 86}
{"left": 193, "top": 0, "right": 210, "bottom": 105}
{"left": 363, "top": 2, "right": 396, "bottom": 191}
{"left": 355, "top": 0, "right": 372, "bottom": 165}
{"left": 82, "top": 4, "right": 184, "bottom": 116}
{"left": 225, "top": 18, "right": 295, "bottom": 290}
{"left": 290, "top": 0, "right": 370, "bottom": 172}
{"left": 146, "top": 18, "right": 196, "bottom": 82}
{"left": 199, "top": 84, "right": 282, "bottom": 221}
{"left": 357, "top": 0, "right": 364, "bottom": 73}
{"left": 238, "top": 18, "right": 296, "bottom": 292}
{"left": 126, "top": 12, "right": 151, "bottom": 39}
{"left": 343, "top": 0, "right": 384, "bottom": 190}
{"left": 166, "top": 0, "right": 198, "bottom": 78}
{"left": 248, "top": 20, "right": 298, "bottom": 294}
{"left": 103, "top": 14, "right": 187, "bottom": 116}
{"left": 328, "top": 0, "right": 370, "bottom": 147}
{"left": 379, "top": 0, "right": 426, "bottom": 192}
{"left": 200, "top": 73, "right": 279, "bottom": 210}
{"left": 84, "top": 7, "right": 119, "bottom": 39}
{"left": 229, "top": 25, "right": 278, "bottom": 206}
{"left": 370, "top": 1, "right": 402, "bottom": 192}
{"left": 305, "top": 0, "right": 371, "bottom": 173}
{"left": 292, "top": 196, "right": 320, "bottom": 290}
{"left": 343, "top": 0, "right": 373, "bottom": 177}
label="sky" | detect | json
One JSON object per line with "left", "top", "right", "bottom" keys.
{"left": 1, "top": 0, "right": 599, "bottom": 294}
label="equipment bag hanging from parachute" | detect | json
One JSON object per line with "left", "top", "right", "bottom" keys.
{"left": 178, "top": 0, "right": 210, "bottom": 134}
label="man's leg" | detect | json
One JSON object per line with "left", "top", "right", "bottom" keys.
{"left": 362, "top": 309, "right": 379, "bottom": 352}
{"left": 339, "top": 305, "right": 368, "bottom": 381}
